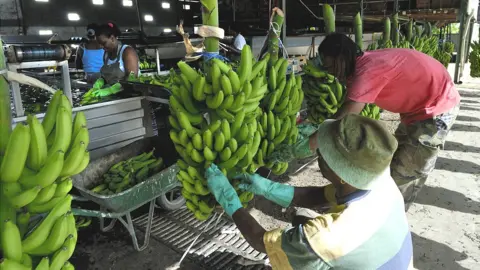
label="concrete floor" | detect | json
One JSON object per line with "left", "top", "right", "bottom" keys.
{"left": 74, "top": 66, "right": 480, "bottom": 270}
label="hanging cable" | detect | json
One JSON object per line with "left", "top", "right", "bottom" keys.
{"left": 296, "top": 0, "right": 323, "bottom": 20}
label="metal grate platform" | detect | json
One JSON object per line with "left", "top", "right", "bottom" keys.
{"left": 133, "top": 208, "right": 270, "bottom": 270}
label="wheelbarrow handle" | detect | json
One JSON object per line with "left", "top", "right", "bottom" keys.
{"left": 71, "top": 207, "right": 124, "bottom": 219}
{"left": 71, "top": 194, "right": 90, "bottom": 202}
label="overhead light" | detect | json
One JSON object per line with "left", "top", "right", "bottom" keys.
{"left": 161, "top": 2, "right": 171, "bottom": 9}
{"left": 183, "top": 4, "right": 190, "bottom": 10}
{"left": 39, "top": 30, "right": 53, "bottom": 35}
{"left": 123, "top": 0, "right": 133, "bottom": 6}
{"left": 92, "top": 0, "right": 103, "bottom": 5}
{"left": 163, "top": 28, "right": 172, "bottom": 33}
{"left": 35, "top": 0, "right": 49, "bottom": 2}
{"left": 144, "top": 15, "right": 153, "bottom": 22}
{"left": 67, "top": 13, "right": 80, "bottom": 21}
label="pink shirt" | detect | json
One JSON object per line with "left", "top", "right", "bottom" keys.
{"left": 347, "top": 49, "right": 460, "bottom": 124}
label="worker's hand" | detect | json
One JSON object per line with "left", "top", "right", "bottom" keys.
{"left": 91, "top": 83, "right": 122, "bottom": 97}
{"left": 93, "top": 78, "right": 105, "bottom": 89}
{"left": 205, "top": 164, "right": 242, "bottom": 217}
{"left": 237, "top": 173, "right": 294, "bottom": 208}
{"left": 236, "top": 174, "right": 269, "bottom": 196}
{"left": 267, "top": 123, "right": 321, "bottom": 163}
{"left": 91, "top": 89, "right": 114, "bottom": 97}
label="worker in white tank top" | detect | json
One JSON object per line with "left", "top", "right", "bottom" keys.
{"left": 96, "top": 22, "right": 139, "bottom": 85}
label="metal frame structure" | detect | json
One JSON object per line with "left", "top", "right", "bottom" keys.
{"left": 7, "top": 60, "right": 72, "bottom": 117}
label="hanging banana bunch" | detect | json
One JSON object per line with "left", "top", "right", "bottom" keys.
{"left": 170, "top": 5, "right": 305, "bottom": 220}
{"left": 360, "top": 104, "right": 381, "bottom": 120}
{"left": 302, "top": 5, "right": 345, "bottom": 124}
{"left": 1, "top": 71, "right": 88, "bottom": 269}
{"left": 170, "top": 45, "right": 269, "bottom": 220}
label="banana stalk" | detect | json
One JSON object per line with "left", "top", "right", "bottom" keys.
{"left": 392, "top": 13, "right": 399, "bottom": 46}
{"left": 5, "top": 71, "right": 55, "bottom": 94}
{"left": 267, "top": 7, "right": 285, "bottom": 67}
{"left": 354, "top": 12, "right": 363, "bottom": 49}
{"left": 383, "top": 17, "right": 391, "bottom": 44}
{"left": 323, "top": 4, "right": 335, "bottom": 34}
{"left": 201, "top": 0, "right": 219, "bottom": 53}
{"left": 406, "top": 19, "right": 413, "bottom": 42}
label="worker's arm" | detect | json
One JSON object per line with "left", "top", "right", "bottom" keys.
{"left": 232, "top": 208, "right": 267, "bottom": 253}
{"left": 75, "top": 47, "right": 84, "bottom": 69}
{"left": 238, "top": 173, "right": 328, "bottom": 209}
{"left": 235, "top": 208, "right": 332, "bottom": 269}
{"left": 122, "top": 47, "right": 139, "bottom": 79}
{"left": 205, "top": 164, "right": 266, "bottom": 253}
{"left": 334, "top": 99, "right": 366, "bottom": 119}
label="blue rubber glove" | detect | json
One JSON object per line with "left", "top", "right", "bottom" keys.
{"left": 237, "top": 174, "right": 294, "bottom": 208}
{"left": 267, "top": 123, "right": 321, "bottom": 163}
{"left": 205, "top": 164, "right": 242, "bottom": 217}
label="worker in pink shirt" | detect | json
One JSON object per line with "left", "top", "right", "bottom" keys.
{"left": 317, "top": 33, "right": 461, "bottom": 210}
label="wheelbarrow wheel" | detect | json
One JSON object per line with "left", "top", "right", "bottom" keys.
{"left": 156, "top": 187, "right": 185, "bottom": 211}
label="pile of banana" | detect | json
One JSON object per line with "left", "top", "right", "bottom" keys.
{"left": 0, "top": 91, "right": 89, "bottom": 269}
{"left": 366, "top": 18, "right": 452, "bottom": 68}
{"left": 74, "top": 216, "right": 92, "bottom": 229}
{"left": 360, "top": 104, "right": 381, "bottom": 120}
{"left": 148, "top": 72, "right": 175, "bottom": 89}
{"left": 412, "top": 35, "right": 439, "bottom": 56}
{"left": 128, "top": 70, "right": 176, "bottom": 89}
{"left": 470, "top": 41, "right": 480, "bottom": 77}
{"left": 257, "top": 57, "right": 304, "bottom": 174}
{"left": 169, "top": 45, "right": 304, "bottom": 220}
{"left": 139, "top": 60, "right": 157, "bottom": 70}
{"left": 301, "top": 61, "right": 345, "bottom": 124}
{"left": 367, "top": 38, "right": 410, "bottom": 50}
{"left": 89, "top": 150, "right": 164, "bottom": 195}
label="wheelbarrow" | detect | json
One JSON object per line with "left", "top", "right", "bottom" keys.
{"left": 71, "top": 136, "right": 183, "bottom": 251}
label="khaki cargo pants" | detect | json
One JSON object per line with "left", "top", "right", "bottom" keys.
{"left": 391, "top": 105, "right": 460, "bottom": 211}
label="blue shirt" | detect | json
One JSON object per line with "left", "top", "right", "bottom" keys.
{"left": 82, "top": 47, "right": 104, "bottom": 73}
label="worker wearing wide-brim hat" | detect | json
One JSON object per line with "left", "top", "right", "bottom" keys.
{"left": 205, "top": 115, "right": 413, "bottom": 269}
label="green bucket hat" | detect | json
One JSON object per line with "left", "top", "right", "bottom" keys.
{"left": 317, "top": 114, "right": 398, "bottom": 190}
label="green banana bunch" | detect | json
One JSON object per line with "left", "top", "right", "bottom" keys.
{"left": 0, "top": 90, "right": 89, "bottom": 269}
{"left": 366, "top": 21, "right": 451, "bottom": 69}
{"left": 360, "top": 104, "right": 381, "bottom": 120}
{"left": 75, "top": 216, "right": 92, "bottom": 229}
{"left": 169, "top": 45, "right": 278, "bottom": 220}
{"left": 301, "top": 60, "right": 344, "bottom": 124}
{"left": 139, "top": 60, "right": 157, "bottom": 70}
{"left": 0, "top": 195, "right": 76, "bottom": 269}
{"left": 89, "top": 150, "right": 164, "bottom": 195}
{"left": 251, "top": 57, "right": 304, "bottom": 175}
{"left": 171, "top": 45, "right": 305, "bottom": 219}
{"left": 470, "top": 41, "right": 480, "bottom": 77}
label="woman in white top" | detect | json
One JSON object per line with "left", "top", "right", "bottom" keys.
{"left": 95, "top": 22, "right": 139, "bottom": 85}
